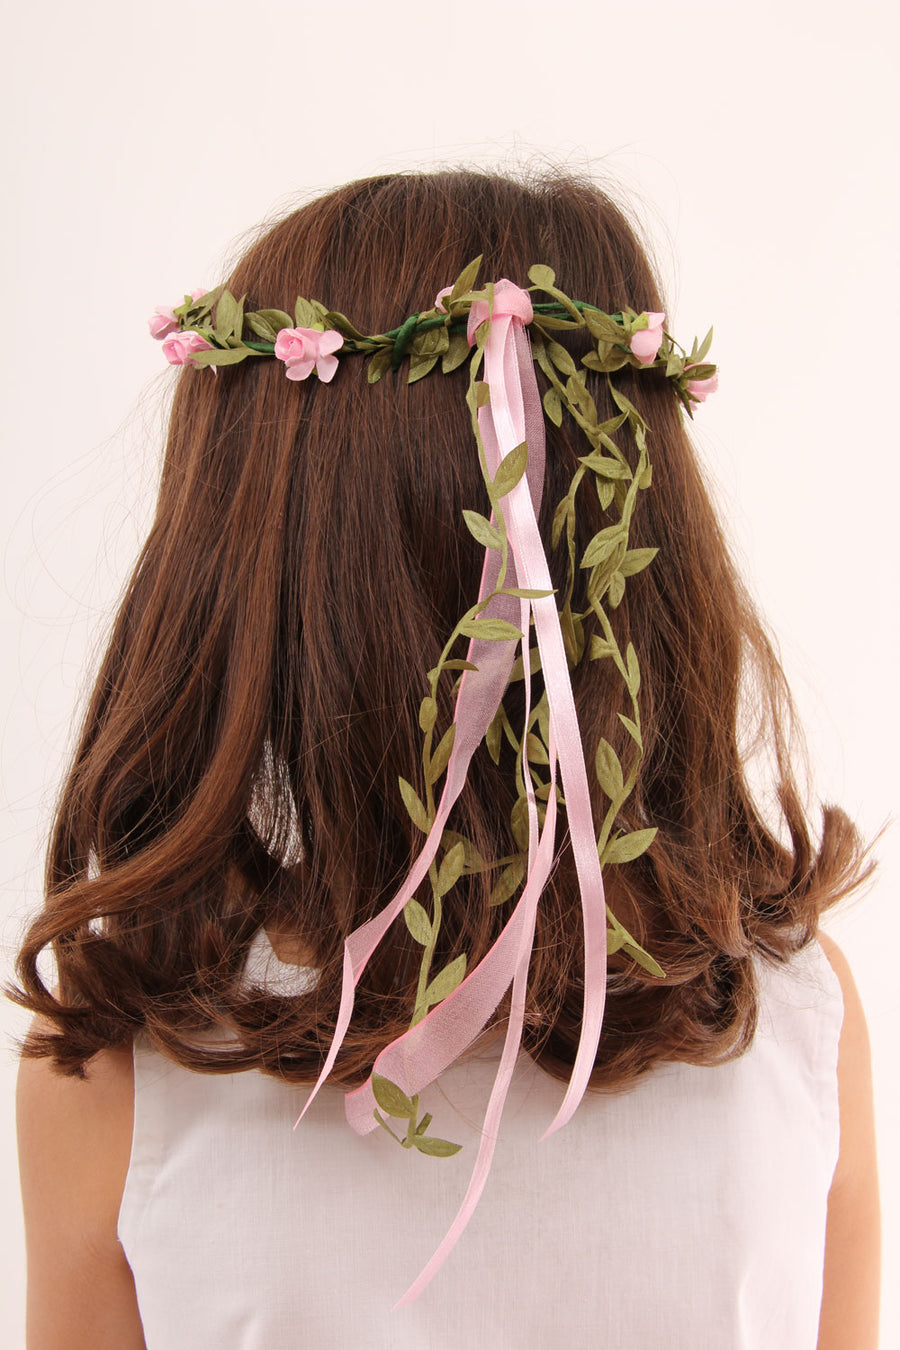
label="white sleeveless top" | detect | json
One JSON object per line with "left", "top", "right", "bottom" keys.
{"left": 117, "top": 935, "right": 842, "bottom": 1349}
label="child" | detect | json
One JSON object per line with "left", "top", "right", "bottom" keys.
{"left": 12, "top": 168, "right": 880, "bottom": 1348}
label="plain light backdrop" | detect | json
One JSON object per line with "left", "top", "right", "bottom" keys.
{"left": 2, "top": 0, "right": 897, "bottom": 1344}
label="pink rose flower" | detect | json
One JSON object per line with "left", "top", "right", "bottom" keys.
{"left": 685, "top": 365, "right": 719, "bottom": 402}
{"left": 148, "top": 288, "right": 207, "bottom": 340}
{"left": 434, "top": 285, "right": 453, "bottom": 313}
{"left": 273, "top": 327, "right": 344, "bottom": 383}
{"left": 149, "top": 308, "right": 180, "bottom": 340}
{"left": 629, "top": 312, "right": 666, "bottom": 364}
{"left": 161, "top": 331, "right": 214, "bottom": 367}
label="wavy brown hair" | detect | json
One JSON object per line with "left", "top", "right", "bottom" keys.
{"left": 8, "top": 167, "right": 874, "bottom": 1088}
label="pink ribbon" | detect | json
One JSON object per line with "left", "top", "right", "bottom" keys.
{"left": 294, "top": 279, "right": 608, "bottom": 1306}
{"left": 472, "top": 288, "right": 609, "bottom": 1143}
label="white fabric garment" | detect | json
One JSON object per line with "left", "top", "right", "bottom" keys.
{"left": 118, "top": 933, "right": 842, "bottom": 1349}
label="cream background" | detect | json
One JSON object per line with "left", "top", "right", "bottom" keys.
{"left": 2, "top": 0, "right": 897, "bottom": 1344}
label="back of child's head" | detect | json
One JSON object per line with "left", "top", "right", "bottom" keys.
{"left": 11, "top": 167, "right": 870, "bottom": 1092}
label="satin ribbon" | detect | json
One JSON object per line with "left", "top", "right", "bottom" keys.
{"left": 294, "top": 279, "right": 608, "bottom": 1305}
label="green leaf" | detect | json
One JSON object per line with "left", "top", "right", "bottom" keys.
{"left": 371, "top": 1073, "right": 417, "bottom": 1119}
{"left": 582, "top": 349, "right": 629, "bottom": 374}
{"left": 492, "top": 441, "right": 528, "bottom": 499}
{"left": 188, "top": 345, "right": 258, "bottom": 368}
{"left": 602, "top": 827, "right": 658, "bottom": 865}
{"left": 684, "top": 362, "right": 716, "bottom": 383}
{"left": 621, "top": 939, "right": 666, "bottom": 979}
{"left": 367, "top": 347, "right": 393, "bottom": 384}
{"left": 463, "top": 509, "right": 502, "bottom": 551}
{"left": 531, "top": 312, "right": 579, "bottom": 330}
{"left": 474, "top": 380, "right": 491, "bottom": 407}
{"left": 525, "top": 731, "right": 550, "bottom": 766}
{"left": 610, "top": 385, "right": 641, "bottom": 418}
{"left": 321, "top": 309, "right": 366, "bottom": 340}
{"left": 415, "top": 1112, "right": 433, "bottom": 1136}
{"left": 594, "top": 738, "right": 624, "bottom": 799}
{"left": 407, "top": 353, "right": 441, "bottom": 383}
{"left": 489, "top": 854, "right": 525, "bottom": 906}
{"left": 666, "top": 349, "right": 685, "bottom": 379}
{"left": 597, "top": 479, "right": 615, "bottom": 511}
{"left": 565, "top": 370, "right": 596, "bottom": 419}
{"left": 442, "top": 332, "right": 471, "bottom": 374}
{"left": 177, "top": 283, "right": 223, "bottom": 319}
{"left": 294, "top": 296, "right": 320, "bottom": 329}
{"left": 551, "top": 494, "right": 573, "bottom": 550}
{"left": 457, "top": 617, "right": 523, "bottom": 642}
{"left": 543, "top": 387, "right": 563, "bottom": 426}
{"left": 608, "top": 570, "right": 626, "bottom": 608}
{"left": 578, "top": 452, "right": 630, "bottom": 480}
{"left": 244, "top": 311, "right": 279, "bottom": 342}
{"left": 596, "top": 412, "right": 629, "bottom": 436}
{"left": 214, "top": 289, "right": 240, "bottom": 341}
{"left": 432, "top": 659, "right": 479, "bottom": 676}
{"left": 620, "top": 548, "right": 659, "bottom": 577}
{"left": 398, "top": 775, "right": 430, "bottom": 832}
{"left": 617, "top": 713, "right": 642, "bottom": 749}
{"left": 429, "top": 722, "right": 456, "bottom": 782}
{"left": 580, "top": 525, "right": 625, "bottom": 570}
{"left": 418, "top": 696, "right": 437, "bottom": 734}
{"left": 440, "top": 830, "right": 486, "bottom": 873}
{"left": 546, "top": 340, "right": 576, "bottom": 376}
{"left": 412, "top": 1134, "right": 463, "bottom": 1157}
{"left": 510, "top": 794, "right": 531, "bottom": 851}
{"left": 606, "top": 926, "right": 627, "bottom": 955}
{"left": 589, "top": 636, "right": 618, "bottom": 662}
{"left": 424, "top": 952, "right": 467, "bottom": 1008}
{"left": 232, "top": 295, "right": 245, "bottom": 344}
{"left": 559, "top": 604, "right": 584, "bottom": 667}
{"left": 404, "top": 898, "right": 433, "bottom": 945}
{"left": 448, "top": 256, "right": 483, "bottom": 306}
{"left": 625, "top": 642, "right": 640, "bottom": 695}
{"left": 527, "top": 263, "right": 557, "bottom": 290}
{"left": 434, "top": 841, "right": 466, "bottom": 899}
{"left": 695, "top": 325, "right": 714, "bottom": 363}
{"left": 583, "top": 309, "right": 627, "bottom": 344}
{"left": 414, "top": 329, "right": 449, "bottom": 364}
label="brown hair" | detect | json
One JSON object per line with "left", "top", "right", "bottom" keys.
{"left": 8, "top": 167, "right": 874, "bottom": 1088}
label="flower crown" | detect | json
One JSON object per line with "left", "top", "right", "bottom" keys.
{"left": 150, "top": 257, "right": 718, "bottom": 407}
{"left": 149, "top": 259, "right": 717, "bottom": 1307}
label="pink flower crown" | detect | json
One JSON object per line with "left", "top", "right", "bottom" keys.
{"left": 149, "top": 258, "right": 718, "bottom": 407}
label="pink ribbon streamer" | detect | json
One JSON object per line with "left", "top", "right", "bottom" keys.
{"left": 475, "top": 297, "right": 609, "bottom": 1142}
{"left": 294, "top": 279, "right": 608, "bottom": 1306}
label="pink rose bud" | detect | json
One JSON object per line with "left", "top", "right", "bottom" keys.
{"left": 434, "top": 285, "right": 454, "bottom": 313}
{"left": 149, "top": 307, "right": 180, "bottom": 340}
{"left": 685, "top": 365, "right": 719, "bottom": 402}
{"left": 161, "top": 331, "right": 214, "bottom": 367}
{"left": 273, "top": 327, "right": 344, "bottom": 383}
{"left": 629, "top": 312, "right": 666, "bottom": 364}
{"left": 148, "top": 289, "right": 207, "bottom": 340}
